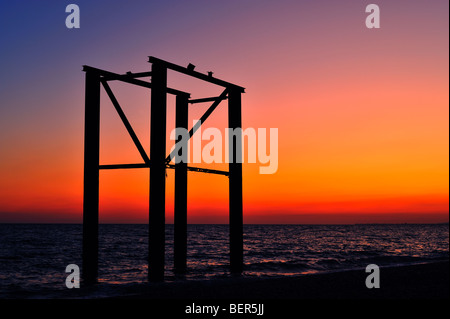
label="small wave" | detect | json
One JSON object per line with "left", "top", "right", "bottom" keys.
{"left": 245, "top": 260, "right": 310, "bottom": 272}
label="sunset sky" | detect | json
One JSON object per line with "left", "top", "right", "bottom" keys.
{"left": 0, "top": 0, "right": 448, "bottom": 223}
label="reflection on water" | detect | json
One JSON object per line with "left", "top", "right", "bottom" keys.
{"left": 0, "top": 223, "right": 448, "bottom": 293}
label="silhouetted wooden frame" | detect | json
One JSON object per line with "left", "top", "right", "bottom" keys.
{"left": 82, "top": 57, "right": 244, "bottom": 284}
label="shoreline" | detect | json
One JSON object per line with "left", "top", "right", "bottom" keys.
{"left": 88, "top": 260, "right": 448, "bottom": 299}
{"left": 1, "top": 261, "right": 447, "bottom": 319}
{"left": 3, "top": 261, "right": 448, "bottom": 299}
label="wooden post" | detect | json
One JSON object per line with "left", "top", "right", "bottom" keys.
{"left": 149, "top": 62, "right": 167, "bottom": 282}
{"left": 174, "top": 94, "right": 189, "bottom": 273}
{"left": 228, "top": 87, "right": 243, "bottom": 274}
{"left": 82, "top": 70, "right": 101, "bottom": 285}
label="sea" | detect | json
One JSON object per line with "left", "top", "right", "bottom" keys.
{"left": 0, "top": 223, "right": 448, "bottom": 298}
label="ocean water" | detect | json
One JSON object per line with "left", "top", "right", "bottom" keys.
{"left": 0, "top": 223, "right": 448, "bottom": 298}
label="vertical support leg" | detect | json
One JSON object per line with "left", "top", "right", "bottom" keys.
{"left": 82, "top": 70, "right": 101, "bottom": 285}
{"left": 174, "top": 94, "right": 189, "bottom": 273}
{"left": 228, "top": 87, "right": 243, "bottom": 274}
{"left": 149, "top": 62, "right": 167, "bottom": 282}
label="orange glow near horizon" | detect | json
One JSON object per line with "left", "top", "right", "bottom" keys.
{"left": 0, "top": 1, "right": 448, "bottom": 224}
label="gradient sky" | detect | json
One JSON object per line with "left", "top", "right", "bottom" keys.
{"left": 0, "top": 0, "right": 448, "bottom": 223}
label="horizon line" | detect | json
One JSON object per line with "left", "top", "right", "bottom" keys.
{"left": 0, "top": 222, "right": 448, "bottom": 225}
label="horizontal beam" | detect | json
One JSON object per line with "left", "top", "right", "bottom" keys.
{"left": 167, "top": 164, "right": 229, "bottom": 176}
{"left": 99, "top": 163, "right": 228, "bottom": 176}
{"left": 126, "top": 71, "right": 152, "bottom": 78}
{"left": 99, "top": 163, "right": 149, "bottom": 170}
{"left": 82, "top": 65, "right": 190, "bottom": 97}
{"left": 189, "top": 96, "right": 228, "bottom": 104}
{"left": 83, "top": 66, "right": 151, "bottom": 89}
{"left": 148, "top": 56, "right": 245, "bottom": 93}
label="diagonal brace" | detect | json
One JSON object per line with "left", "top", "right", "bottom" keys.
{"left": 165, "top": 89, "right": 228, "bottom": 164}
{"left": 101, "top": 80, "right": 150, "bottom": 165}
